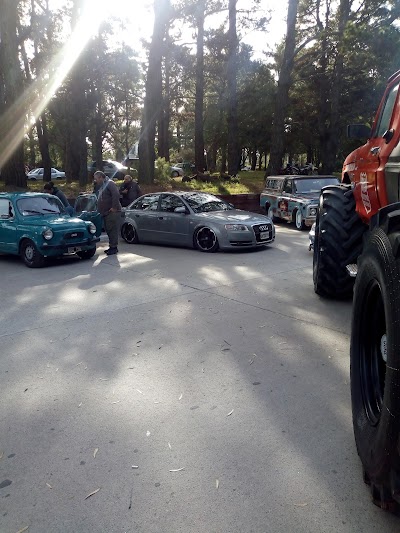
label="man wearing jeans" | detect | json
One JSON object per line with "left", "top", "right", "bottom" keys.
{"left": 93, "top": 171, "right": 121, "bottom": 255}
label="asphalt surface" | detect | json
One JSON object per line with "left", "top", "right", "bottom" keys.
{"left": 1, "top": 225, "right": 399, "bottom": 533}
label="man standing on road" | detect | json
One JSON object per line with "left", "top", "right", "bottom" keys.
{"left": 93, "top": 171, "right": 121, "bottom": 255}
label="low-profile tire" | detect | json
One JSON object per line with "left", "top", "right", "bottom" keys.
{"left": 194, "top": 227, "right": 219, "bottom": 252}
{"left": 313, "top": 185, "right": 367, "bottom": 298}
{"left": 20, "top": 239, "right": 45, "bottom": 268}
{"left": 267, "top": 205, "right": 279, "bottom": 223}
{"left": 294, "top": 209, "right": 306, "bottom": 230}
{"left": 77, "top": 247, "right": 96, "bottom": 260}
{"left": 351, "top": 224, "right": 400, "bottom": 513}
{"left": 121, "top": 222, "right": 139, "bottom": 244}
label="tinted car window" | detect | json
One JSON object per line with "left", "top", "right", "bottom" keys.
{"left": 183, "top": 193, "right": 232, "bottom": 213}
{"left": 133, "top": 194, "right": 160, "bottom": 211}
{"left": 160, "top": 194, "right": 185, "bottom": 212}
{"left": 293, "top": 177, "right": 339, "bottom": 193}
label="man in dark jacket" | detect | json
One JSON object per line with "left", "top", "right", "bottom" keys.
{"left": 119, "top": 175, "right": 142, "bottom": 207}
{"left": 93, "top": 171, "right": 122, "bottom": 255}
{"left": 43, "top": 181, "right": 73, "bottom": 215}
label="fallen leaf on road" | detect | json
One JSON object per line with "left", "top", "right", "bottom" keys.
{"left": 93, "top": 448, "right": 98, "bottom": 458}
{"left": 0, "top": 451, "right": 3, "bottom": 459}
{"left": 216, "top": 479, "right": 219, "bottom": 489}
{"left": 46, "top": 483, "right": 52, "bottom": 489}
{"left": 179, "top": 394, "right": 183, "bottom": 400}
{"left": 131, "top": 465, "right": 139, "bottom": 469}
{"left": 226, "top": 409, "right": 234, "bottom": 417}
{"left": 294, "top": 502, "right": 308, "bottom": 507}
{"left": 85, "top": 488, "right": 100, "bottom": 499}
{"left": 146, "top": 431, "right": 151, "bottom": 437}
{"left": 111, "top": 401, "right": 120, "bottom": 404}
{"left": 168, "top": 442, "right": 172, "bottom": 449}
{"left": 99, "top": 378, "right": 108, "bottom": 381}
{"left": 15, "top": 527, "right": 29, "bottom": 533}
{"left": 169, "top": 468, "right": 184, "bottom": 472}
{"left": 78, "top": 403, "right": 82, "bottom": 407}
{"left": 136, "top": 389, "right": 143, "bottom": 394}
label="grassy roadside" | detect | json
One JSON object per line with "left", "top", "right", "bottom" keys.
{"left": 0, "top": 171, "right": 266, "bottom": 197}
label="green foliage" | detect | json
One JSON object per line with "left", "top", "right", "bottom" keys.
{"left": 154, "top": 157, "right": 173, "bottom": 186}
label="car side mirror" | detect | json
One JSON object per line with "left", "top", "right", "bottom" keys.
{"left": 174, "top": 206, "right": 187, "bottom": 214}
{"left": 347, "top": 124, "right": 371, "bottom": 139}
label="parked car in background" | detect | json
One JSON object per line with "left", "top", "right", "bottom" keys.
{"left": 0, "top": 192, "right": 100, "bottom": 267}
{"left": 170, "top": 165, "right": 184, "bottom": 177}
{"left": 87, "top": 160, "right": 128, "bottom": 180}
{"left": 121, "top": 191, "right": 275, "bottom": 252}
{"left": 27, "top": 167, "right": 65, "bottom": 180}
{"left": 260, "top": 175, "right": 340, "bottom": 230}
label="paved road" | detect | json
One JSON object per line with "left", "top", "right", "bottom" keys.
{"left": 0, "top": 226, "right": 398, "bottom": 532}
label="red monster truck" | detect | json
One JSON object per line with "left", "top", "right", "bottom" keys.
{"left": 313, "top": 70, "right": 400, "bottom": 512}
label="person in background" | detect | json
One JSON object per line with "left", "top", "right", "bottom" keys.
{"left": 119, "top": 175, "right": 142, "bottom": 207}
{"left": 93, "top": 171, "right": 121, "bottom": 255}
{"left": 43, "top": 181, "right": 73, "bottom": 215}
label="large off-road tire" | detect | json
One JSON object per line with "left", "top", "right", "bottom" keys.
{"left": 351, "top": 215, "right": 400, "bottom": 513}
{"left": 294, "top": 209, "right": 306, "bottom": 230}
{"left": 313, "top": 185, "right": 366, "bottom": 298}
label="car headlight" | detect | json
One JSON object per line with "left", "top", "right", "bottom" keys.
{"left": 225, "top": 224, "right": 249, "bottom": 231}
{"left": 88, "top": 223, "right": 97, "bottom": 234}
{"left": 309, "top": 208, "right": 317, "bottom": 216}
{"left": 42, "top": 228, "right": 53, "bottom": 240}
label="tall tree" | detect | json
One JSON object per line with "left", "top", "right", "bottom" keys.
{"left": 227, "top": 0, "right": 240, "bottom": 175}
{"left": 139, "top": 0, "right": 170, "bottom": 184}
{"left": 266, "top": 0, "right": 299, "bottom": 175}
{"left": 0, "top": 0, "right": 27, "bottom": 187}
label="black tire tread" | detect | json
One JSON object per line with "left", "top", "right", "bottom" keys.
{"left": 313, "top": 185, "right": 367, "bottom": 298}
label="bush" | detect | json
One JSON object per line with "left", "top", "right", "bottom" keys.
{"left": 154, "top": 158, "right": 172, "bottom": 186}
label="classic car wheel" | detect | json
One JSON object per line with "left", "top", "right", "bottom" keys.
{"left": 194, "top": 227, "right": 219, "bottom": 252}
{"left": 171, "top": 170, "right": 180, "bottom": 178}
{"left": 313, "top": 185, "right": 366, "bottom": 298}
{"left": 121, "top": 222, "right": 139, "bottom": 244}
{"left": 267, "top": 206, "right": 279, "bottom": 222}
{"left": 77, "top": 247, "right": 96, "bottom": 260}
{"left": 20, "top": 239, "right": 45, "bottom": 268}
{"left": 294, "top": 209, "right": 306, "bottom": 230}
{"left": 351, "top": 226, "right": 400, "bottom": 513}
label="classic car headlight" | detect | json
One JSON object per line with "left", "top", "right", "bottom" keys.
{"left": 309, "top": 208, "right": 317, "bottom": 216}
{"left": 42, "top": 228, "right": 53, "bottom": 240}
{"left": 225, "top": 224, "right": 249, "bottom": 231}
{"left": 88, "top": 223, "right": 97, "bottom": 234}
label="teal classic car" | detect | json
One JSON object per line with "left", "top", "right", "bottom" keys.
{"left": 260, "top": 175, "right": 340, "bottom": 230}
{"left": 0, "top": 192, "right": 101, "bottom": 267}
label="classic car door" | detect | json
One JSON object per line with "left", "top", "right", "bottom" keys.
{"left": 0, "top": 199, "right": 18, "bottom": 253}
{"left": 156, "top": 194, "right": 191, "bottom": 245}
{"left": 74, "top": 194, "right": 102, "bottom": 236}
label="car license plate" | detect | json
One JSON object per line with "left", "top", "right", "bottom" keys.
{"left": 68, "top": 246, "right": 82, "bottom": 253}
{"left": 260, "top": 231, "right": 269, "bottom": 240}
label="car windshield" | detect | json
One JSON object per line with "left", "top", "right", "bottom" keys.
{"left": 17, "top": 196, "right": 65, "bottom": 216}
{"left": 183, "top": 193, "right": 232, "bottom": 213}
{"left": 294, "top": 177, "right": 339, "bottom": 193}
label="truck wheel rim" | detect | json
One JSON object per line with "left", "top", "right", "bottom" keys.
{"left": 360, "top": 279, "right": 386, "bottom": 426}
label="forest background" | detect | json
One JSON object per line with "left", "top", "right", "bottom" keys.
{"left": 0, "top": 0, "right": 399, "bottom": 190}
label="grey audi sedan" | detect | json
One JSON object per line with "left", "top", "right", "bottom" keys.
{"left": 121, "top": 191, "right": 275, "bottom": 252}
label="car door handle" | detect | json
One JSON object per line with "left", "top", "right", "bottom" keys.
{"left": 370, "top": 146, "right": 380, "bottom": 155}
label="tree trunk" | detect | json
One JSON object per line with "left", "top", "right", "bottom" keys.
{"left": 227, "top": 0, "right": 240, "bottom": 176}
{"left": 320, "top": 0, "right": 350, "bottom": 173}
{"left": 266, "top": 0, "right": 298, "bottom": 176}
{"left": 0, "top": 0, "right": 27, "bottom": 187}
{"left": 139, "top": 0, "right": 170, "bottom": 184}
{"left": 194, "top": 0, "right": 205, "bottom": 173}
{"left": 65, "top": 0, "right": 88, "bottom": 186}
